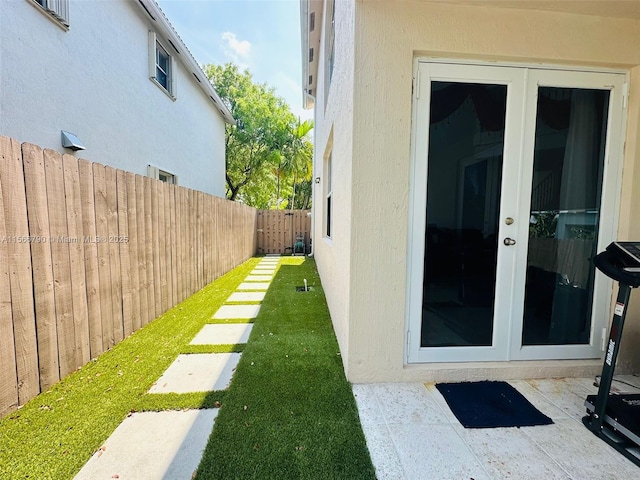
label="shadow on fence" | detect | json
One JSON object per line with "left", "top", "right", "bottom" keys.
{"left": 0, "top": 136, "right": 257, "bottom": 416}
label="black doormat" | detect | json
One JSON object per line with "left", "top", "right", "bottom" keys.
{"left": 435, "top": 381, "right": 554, "bottom": 428}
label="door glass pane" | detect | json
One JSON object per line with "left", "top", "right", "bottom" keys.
{"left": 523, "top": 88, "right": 609, "bottom": 345}
{"left": 421, "top": 82, "right": 507, "bottom": 347}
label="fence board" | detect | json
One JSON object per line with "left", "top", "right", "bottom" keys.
{"left": 22, "top": 143, "right": 59, "bottom": 390}
{"left": 136, "top": 175, "right": 150, "bottom": 326}
{"left": 126, "top": 172, "right": 141, "bottom": 332}
{"left": 63, "top": 154, "right": 90, "bottom": 367}
{"left": 93, "top": 163, "right": 114, "bottom": 350}
{"left": 143, "top": 176, "right": 155, "bottom": 323}
{"left": 0, "top": 153, "right": 19, "bottom": 417}
{"left": 169, "top": 185, "right": 178, "bottom": 307}
{"left": 151, "top": 180, "right": 161, "bottom": 317}
{"left": 44, "top": 149, "right": 76, "bottom": 378}
{"left": 0, "top": 136, "right": 40, "bottom": 404}
{"left": 117, "top": 170, "right": 132, "bottom": 337}
{"left": 157, "top": 183, "right": 168, "bottom": 313}
{"left": 78, "top": 159, "right": 103, "bottom": 359}
{"left": 105, "top": 167, "right": 123, "bottom": 344}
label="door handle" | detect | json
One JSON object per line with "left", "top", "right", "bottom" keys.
{"left": 503, "top": 237, "right": 516, "bottom": 246}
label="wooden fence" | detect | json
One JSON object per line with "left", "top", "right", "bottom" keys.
{"left": 256, "top": 209, "right": 311, "bottom": 254}
{"left": 0, "top": 136, "right": 257, "bottom": 417}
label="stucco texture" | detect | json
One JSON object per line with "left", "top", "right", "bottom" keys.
{"left": 0, "top": 0, "right": 226, "bottom": 197}
{"left": 318, "top": 0, "right": 640, "bottom": 382}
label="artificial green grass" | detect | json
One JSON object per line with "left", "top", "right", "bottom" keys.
{"left": 195, "top": 258, "right": 377, "bottom": 479}
{"left": 0, "top": 257, "right": 259, "bottom": 480}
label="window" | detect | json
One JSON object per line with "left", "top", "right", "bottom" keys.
{"left": 148, "top": 31, "right": 175, "bottom": 98}
{"left": 328, "top": 0, "right": 335, "bottom": 82}
{"left": 324, "top": 153, "right": 332, "bottom": 238}
{"left": 324, "top": 0, "right": 336, "bottom": 107}
{"left": 148, "top": 165, "right": 177, "bottom": 185}
{"left": 30, "top": 0, "right": 69, "bottom": 28}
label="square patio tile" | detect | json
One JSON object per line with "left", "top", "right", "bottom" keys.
{"left": 190, "top": 323, "right": 253, "bottom": 345}
{"left": 148, "top": 353, "right": 240, "bottom": 393}
{"left": 456, "top": 424, "right": 569, "bottom": 479}
{"left": 74, "top": 409, "right": 218, "bottom": 480}
{"left": 237, "top": 282, "right": 270, "bottom": 290}
{"left": 523, "top": 418, "right": 640, "bottom": 479}
{"left": 226, "top": 291, "right": 266, "bottom": 303}
{"left": 388, "top": 423, "right": 491, "bottom": 480}
{"left": 213, "top": 304, "right": 261, "bottom": 319}
{"left": 369, "top": 383, "right": 449, "bottom": 426}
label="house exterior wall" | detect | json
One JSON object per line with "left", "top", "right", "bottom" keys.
{"left": 0, "top": 0, "right": 226, "bottom": 197}
{"left": 311, "top": 0, "right": 356, "bottom": 367}
{"left": 313, "top": 0, "right": 640, "bottom": 382}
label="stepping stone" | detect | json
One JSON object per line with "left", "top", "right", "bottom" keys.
{"left": 246, "top": 275, "right": 273, "bottom": 282}
{"left": 213, "top": 304, "right": 261, "bottom": 319}
{"left": 251, "top": 269, "right": 276, "bottom": 275}
{"left": 74, "top": 409, "right": 217, "bottom": 480}
{"left": 227, "top": 291, "right": 266, "bottom": 302}
{"left": 191, "top": 324, "right": 253, "bottom": 345}
{"left": 149, "top": 353, "right": 240, "bottom": 393}
{"left": 237, "top": 282, "right": 270, "bottom": 290}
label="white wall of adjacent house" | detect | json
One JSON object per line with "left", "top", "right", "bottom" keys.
{"left": 312, "top": 0, "right": 640, "bottom": 383}
{"left": 0, "top": 0, "right": 226, "bottom": 197}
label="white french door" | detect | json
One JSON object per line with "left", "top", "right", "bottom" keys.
{"left": 407, "top": 61, "right": 626, "bottom": 363}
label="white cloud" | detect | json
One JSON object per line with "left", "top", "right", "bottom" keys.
{"left": 221, "top": 32, "right": 251, "bottom": 66}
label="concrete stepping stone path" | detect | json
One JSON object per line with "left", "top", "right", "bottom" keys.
{"left": 226, "top": 291, "right": 266, "bottom": 302}
{"left": 149, "top": 353, "right": 241, "bottom": 393}
{"left": 191, "top": 323, "right": 254, "bottom": 345}
{"left": 74, "top": 409, "right": 217, "bottom": 480}
{"left": 75, "top": 257, "right": 280, "bottom": 479}
{"left": 246, "top": 274, "right": 274, "bottom": 282}
{"left": 213, "top": 304, "right": 261, "bottom": 319}
{"left": 237, "top": 281, "right": 270, "bottom": 290}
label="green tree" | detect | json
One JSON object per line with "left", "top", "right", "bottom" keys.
{"left": 205, "top": 63, "right": 313, "bottom": 208}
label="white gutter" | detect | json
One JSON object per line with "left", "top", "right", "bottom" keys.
{"left": 136, "top": 0, "right": 236, "bottom": 125}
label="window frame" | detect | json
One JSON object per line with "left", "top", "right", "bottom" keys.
{"left": 29, "top": 0, "right": 70, "bottom": 29}
{"left": 148, "top": 31, "right": 176, "bottom": 99}
{"left": 324, "top": 152, "right": 333, "bottom": 239}
{"left": 148, "top": 165, "right": 178, "bottom": 185}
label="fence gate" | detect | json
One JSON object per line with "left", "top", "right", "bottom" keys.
{"left": 256, "top": 210, "right": 311, "bottom": 255}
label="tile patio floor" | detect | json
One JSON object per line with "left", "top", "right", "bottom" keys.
{"left": 353, "top": 376, "right": 640, "bottom": 479}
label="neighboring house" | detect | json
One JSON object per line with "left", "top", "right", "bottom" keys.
{"left": 301, "top": 0, "right": 640, "bottom": 383}
{"left": 0, "top": 0, "right": 234, "bottom": 197}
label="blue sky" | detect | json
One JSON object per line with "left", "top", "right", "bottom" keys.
{"left": 156, "top": 0, "right": 313, "bottom": 122}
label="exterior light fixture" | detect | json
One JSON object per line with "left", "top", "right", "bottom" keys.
{"left": 315, "top": 177, "right": 321, "bottom": 184}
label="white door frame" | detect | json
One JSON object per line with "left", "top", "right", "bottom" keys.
{"left": 406, "top": 60, "right": 627, "bottom": 364}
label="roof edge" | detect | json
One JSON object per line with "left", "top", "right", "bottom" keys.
{"left": 137, "top": 0, "right": 236, "bottom": 125}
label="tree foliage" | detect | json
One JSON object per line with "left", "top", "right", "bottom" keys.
{"left": 205, "top": 63, "right": 313, "bottom": 209}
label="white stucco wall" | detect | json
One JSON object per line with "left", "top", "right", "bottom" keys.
{"left": 0, "top": 0, "right": 226, "bottom": 197}
{"left": 315, "top": 0, "right": 640, "bottom": 382}
{"left": 311, "top": 0, "right": 356, "bottom": 370}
